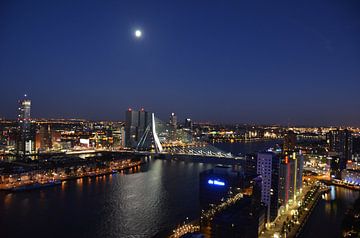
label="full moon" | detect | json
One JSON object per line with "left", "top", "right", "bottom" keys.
{"left": 135, "top": 30, "right": 142, "bottom": 38}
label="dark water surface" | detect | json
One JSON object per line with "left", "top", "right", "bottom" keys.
{"left": 0, "top": 160, "right": 213, "bottom": 238}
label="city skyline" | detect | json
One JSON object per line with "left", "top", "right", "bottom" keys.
{"left": 1, "top": 1, "right": 360, "bottom": 125}
{"left": 2, "top": 1, "right": 360, "bottom": 238}
{"left": 1, "top": 94, "right": 360, "bottom": 128}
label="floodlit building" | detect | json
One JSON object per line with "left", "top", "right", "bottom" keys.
{"left": 327, "top": 129, "right": 353, "bottom": 177}
{"left": 278, "top": 152, "right": 304, "bottom": 208}
{"left": 257, "top": 152, "right": 280, "bottom": 223}
{"left": 184, "top": 118, "right": 193, "bottom": 131}
{"left": 169, "top": 112, "right": 177, "bottom": 129}
{"left": 283, "top": 130, "right": 297, "bottom": 152}
{"left": 125, "top": 108, "right": 151, "bottom": 148}
{"left": 17, "top": 95, "right": 34, "bottom": 155}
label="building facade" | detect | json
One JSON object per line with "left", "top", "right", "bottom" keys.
{"left": 17, "top": 96, "right": 34, "bottom": 155}
{"left": 125, "top": 108, "right": 151, "bottom": 148}
{"left": 327, "top": 129, "right": 353, "bottom": 177}
{"left": 257, "top": 152, "right": 280, "bottom": 223}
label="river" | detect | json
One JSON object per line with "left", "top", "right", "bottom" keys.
{"left": 0, "top": 141, "right": 358, "bottom": 238}
{"left": 300, "top": 185, "right": 360, "bottom": 238}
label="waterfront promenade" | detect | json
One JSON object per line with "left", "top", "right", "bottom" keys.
{"left": 0, "top": 158, "right": 143, "bottom": 191}
{"left": 259, "top": 183, "right": 328, "bottom": 238}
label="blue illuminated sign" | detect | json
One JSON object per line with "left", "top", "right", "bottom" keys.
{"left": 208, "top": 179, "right": 225, "bottom": 186}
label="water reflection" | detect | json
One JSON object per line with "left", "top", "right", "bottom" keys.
{"left": 0, "top": 159, "right": 213, "bottom": 238}
{"left": 301, "top": 186, "right": 360, "bottom": 238}
{"left": 4, "top": 193, "right": 12, "bottom": 208}
{"left": 0, "top": 141, "right": 287, "bottom": 238}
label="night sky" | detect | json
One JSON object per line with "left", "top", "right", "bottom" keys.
{"left": 0, "top": 0, "right": 359, "bottom": 126}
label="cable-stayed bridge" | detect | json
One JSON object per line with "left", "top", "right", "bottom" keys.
{"left": 135, "top": 113, "right": 234, "bottom": 159}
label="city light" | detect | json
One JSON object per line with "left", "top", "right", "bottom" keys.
{"left": 208, "top": 179, "right": 225, "bottom": 186}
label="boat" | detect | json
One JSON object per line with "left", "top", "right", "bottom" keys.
{"left": 8, "top": 180, "right": 62, "bottom": 192}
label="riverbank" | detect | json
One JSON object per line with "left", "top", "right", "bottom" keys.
{"left": 299, "top": 186, "right": 360, "bottom": 238}
{"left": 294, "top": 186, "right": 328, "bottom": 237}
{"left": 321, "top": 179, "right": 360, "bottom": 191}
{"left": 0, "top": 160, "right": 143, "bottom": 192}
{"left": 258, "top": 184, "right": 328, "bottom": 238}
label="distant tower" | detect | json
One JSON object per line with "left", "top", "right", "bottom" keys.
{"left": 169, "top": 112, "right": 177, "bottom": 129}
{"left": 125, "top": 108, "right": 151, "bottom": 148}
{"left": 327, "top": 129, "right": 353, "bottom": 176}
{"left": 283, "top": 130, "right": 296, "bottom": 152}
{"left": 184, "top": 118, "right": 193, "bottom": 130}
{"left": 17, "top": 94, "right": 33, "bottom": 155}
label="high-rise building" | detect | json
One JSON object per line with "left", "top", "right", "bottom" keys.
{"left": 112, "top": 123, "right": 126, "bottom": 148}
{"left": 283, "top": 130, "right": 297, "bottom": 152}
{"left": 257, "top": 152, "right": 280, "bottom": 223}
{"left": 35, "top": 125, "right": 61, "bottom": 152}
{"left": 35, "top": 125, "right": 52, "bottom": 152}
{"left": 327, "top": 129, "right": 353, "bottom": 176}
{"left": 169, "top": 112, "right": 177, "bottom": 129}
{"left": 17, "top": 95, "right": 34, "bottom": 155}
{"left": 199, "top": 166, "right": 246, "bottom": 209}
{"left": 125, "top": 108, "right": 151, "bottom": 148}
{"left": 184, "top": 118, "right": 193, "bottom": 130}
{"left": 138, "top": 109, "right": 151, "bottom": 142}
{"left": 278, "top": 152, "right": 304, "bottom": 208}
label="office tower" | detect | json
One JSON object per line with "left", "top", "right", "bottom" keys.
{"left": 125, "top": 109, "right": 139, "bottom": 147}
{"left": 138, "top": 109, "right": 151, "bottom": 142}
{"left": 125, "top": 108, "right": 151, "bottom": 148}
{"left": 112, "top": 123, "right": 126, "bottom": 148}
{"left": 34, "top": 125, "right": 61, "bottom": 152}
{"left": 257, "top": 152, "right": 280, "bottom": 223}
{"left": 283, "top": 130, "right": 296, "bottom": 152}
{"left": 278, "top": 152, "right": 304, "bottom": 207}
{"left": 199, "top": 165, "right": 246, "bottom": 209}
{"left": 51, "top": 130, "right": 61, "bottom": 150}
{"left": 296, "top": 153, "right": 304, "bottom": 192}
{"left": 120, "top": 126, "right": 126, "bottom": 147}
{"left": 169, "top": 112, "right": 177, "bottom": 128}
{"left": 184, "top": 118, "right": 193, "bottom": 130}
{"left": 17, "top": 95, "right": 34, "bottom": 155}
{"left": 35, "top": 125, "right": 52, "bottom": 152}
{"left": 327, "top": 129, "right": 353, "bottom": 175}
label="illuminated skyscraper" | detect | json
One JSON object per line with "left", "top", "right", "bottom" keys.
{"left": 279, "top": 152, "right": 303, "bottom": 208}
{"left": 257, "top": 152, "right": 280, "bottom": 223}
{"left": 17, "top": 95, "right": 34, "bottom": 155}
{"left": 169, "top": 112, "right": 177, "bottom": 129}
{"left": 35, "top": 125, "right": 60, "bottom": 152}
{"left": 283, "top": 130, "right": 296, "bottom": 152}
{"left": 125, "top": 108, "right": 151, "bottom": 148}
{"left": 327, "top": 129, "right": 353, "bottom": 176}
{"left": 184, "top": 118, "right": 193, "bottom": 130}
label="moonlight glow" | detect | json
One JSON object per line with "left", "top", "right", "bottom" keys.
{"left": 135, "top": 30, "right": 142, "bottom": 38}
